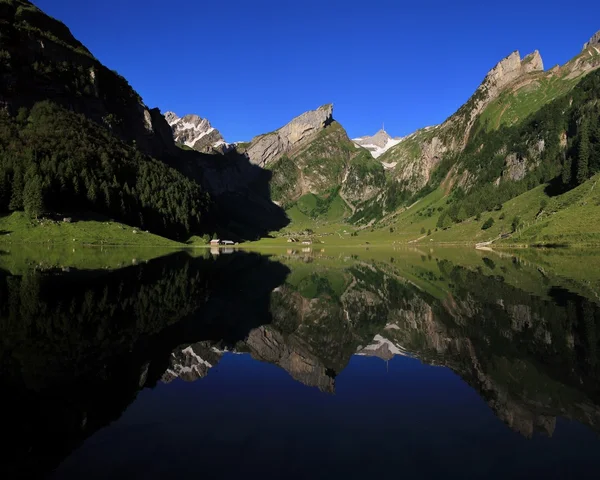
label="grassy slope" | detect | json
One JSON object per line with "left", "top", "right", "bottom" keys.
{"left": 474, "top": 74, "right": 579, "bottom": 135}
{"left": 0, "top": 212, "right": 182, "bottom": 246}
{"left": 382, "top": 173, "right": 600, "bottom": 246}
{"left": 251, "top": 173, "right": 600, "bottom": 248}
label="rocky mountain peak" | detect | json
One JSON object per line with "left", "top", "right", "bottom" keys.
{"left": 164, "top": 111, "right": 228, "bottom": 153}
{"left": 521, "top": 50, "right": 544, "bottom": 73}
{"left": 583, "top": 31, "right": 600, "bottom": 50}
{"left": 481, "top": 50, "right": 544, "bottom": 93}
{"left": 353, "top": 128, "right": 402, "bottom": 159}
{"left": 245, "top": 104, "right": 335, "bottom": 167}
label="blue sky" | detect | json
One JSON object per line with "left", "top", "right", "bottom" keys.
{"left": 33, "top": 0, "right": 600, "bottom": 141}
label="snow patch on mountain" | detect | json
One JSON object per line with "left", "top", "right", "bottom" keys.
{"left": 353, "top": 129, "right": 403, "bottom": 159}
{"left": 164, "top": 111, "right": 231, "bottom": 153}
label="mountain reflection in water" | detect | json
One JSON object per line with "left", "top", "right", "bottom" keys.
{"left": 1, "top": 248, "right": 599, "bottom": 479}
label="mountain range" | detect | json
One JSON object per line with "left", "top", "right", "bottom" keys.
{"left": 155, "top": 31, "right": 600, "bottom": 244}
{"left": 0, "top": 0, "right": 599, "bottom": 245}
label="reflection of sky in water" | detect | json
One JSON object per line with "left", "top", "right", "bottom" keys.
{"left": 53, "top": 353, "right": 600, "bottom": 480}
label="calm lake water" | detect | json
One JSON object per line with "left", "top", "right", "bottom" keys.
{"left": 1, "top": 247, "right": 600, "bottom": 479}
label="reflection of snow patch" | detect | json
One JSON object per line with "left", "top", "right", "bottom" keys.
{"left": 182, "top": 346, "right": 212, "bottom": 367}
{"left": 360, "top": 334, "right": 411, "bottom": 357}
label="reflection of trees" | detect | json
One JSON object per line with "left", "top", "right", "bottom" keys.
{"left": 0, "top": 251, "right": 289, "bottom": 479}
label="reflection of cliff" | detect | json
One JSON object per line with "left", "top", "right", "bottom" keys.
{"left": 0, "top": 251, "right": 288, "bottom": 479}
{"left": 165, "top": 256, "right": 600, "bottom": 439}
{"left": 353, "top": 259, "right": 600, "bottom": 438}
{"left": 240, "top": 254, "right": 600, "bottom": 438}
{"left": 246, "top": 326, "right": 335, "bottom": 393}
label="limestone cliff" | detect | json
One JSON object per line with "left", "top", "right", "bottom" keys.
{"left": 378, "top": 50, "right": 545, "bottom": 193}
{"left": 583, "top": 31, "right": 600, "bottom": 50}
{"left": 244, "top": 104, "right": 333, "bottom": 167}
{"left": 265, "top": 116, "right": 386, "bottom": 209}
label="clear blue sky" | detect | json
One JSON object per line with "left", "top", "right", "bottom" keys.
{"left": 33, "top": 0, "right": 600, "bottom": 141}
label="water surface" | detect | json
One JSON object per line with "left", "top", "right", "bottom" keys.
{"left": 1, "top": 247, "right": 599, "bottom": 479}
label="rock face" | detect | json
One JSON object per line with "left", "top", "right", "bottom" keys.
{"left": 583, "top": 31, "right": 600, "bottom": 50}
{"left": 353, "top": 129, "right": 402, "bottom": 159}
{"left": 481, "top": 51, "right": 544, "bottom": 94}
{"left": 454, "top": 50, "right": 544, "bottom": 145}
{"left": 245, "top": 104, "right": 333, "bottom": 167}
{"left": 266, "top": 119, "right": 386, "bottom": 207}
{"left": 165, "top": 112, "right": 229, "bottom": 153}
{"left": 375, "top": 50, "right": 545, "bottom": 196}
{"left": 502, "top": 153, "right": 528, "bottom": 181}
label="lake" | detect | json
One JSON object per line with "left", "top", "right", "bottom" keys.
{"left": 1, "top": 246, "right": 600, "bottom": 479}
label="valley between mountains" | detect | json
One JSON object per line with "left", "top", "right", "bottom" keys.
{"left": 1, "top": 0, "right": 600, "bottom": 247}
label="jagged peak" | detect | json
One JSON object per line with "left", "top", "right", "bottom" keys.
{"left": 164, "top": 111, "right": 179, "bottom": 125}
{"left": 521, "top": 50, "right": 544, "bottom": 72}
{"left": 583, "top": 31, "right": 600, "bottom": 51}
{"left": 245, "top": 104, "right": 336, "bottom": 167}
{"left": 274, "top": 104, "right": 334, "bottom": 133}
{"left": 164, "top": 111, "right": 213, "bottom": 129}
{"left": 481, "top": 49, "right": 543, "bottom": 88}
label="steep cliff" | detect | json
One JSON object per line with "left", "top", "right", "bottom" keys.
{"left": 243, "top": 104, "right": 334, "bottom": 168}
{"left": 0, "top": 0, "right": 175, "bottom": 157}
{"left": 379, "top": 50, "right": 546, "bottom": 193}
{"left": 264, "top": 109, "right": 386, "bottom": 211}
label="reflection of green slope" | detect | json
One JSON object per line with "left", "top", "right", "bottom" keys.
{"left": 0, "top": 244, "right": 198, "bottom": 274}
{"left": 282, "top": 260, "right": 350, "bottom": 299}
{"left": 269, "top": 246, "right": 600, "bottom": 306}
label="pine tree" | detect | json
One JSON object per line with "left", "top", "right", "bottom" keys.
{"left": 87, "top": 182, "right": 97, "bottom": 203}
{"left": 562, "top": 156, "right": 572, "bottom": 186}
{"left": 456, "top": 206, "right": 468, "bottom": 222}
{"left": 9, "top": 168, "right": 23, "bottom": 211}
{"left": 23, "top": 175, "right": 44, "bottom": 218}
{"left": 576, "top": 117, "right": 590, "bottom": 185}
